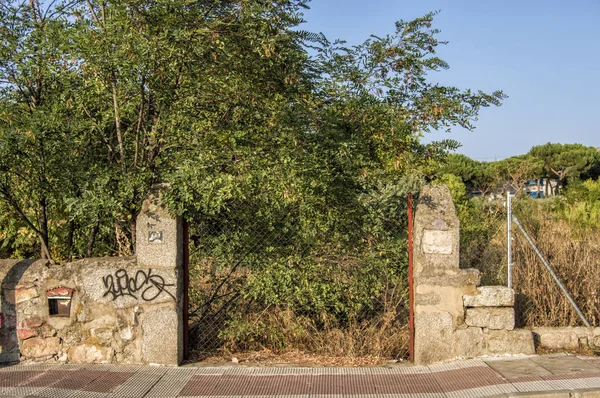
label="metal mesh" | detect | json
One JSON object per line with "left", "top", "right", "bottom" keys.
{"left": 187, "top": 189, "right": 411, "bottom": 362}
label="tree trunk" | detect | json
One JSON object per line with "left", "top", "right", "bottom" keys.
{"left": 86, "top": 221, "right": 99, "bottom": 258}
{"left": 129, "top": 215, "right": 136, "bottom": 253}
{"left": 38, "top": 197, "right": 51, "bottom": 259}
{"left": 66, "top": 220, "right": 75, "bottom": 262}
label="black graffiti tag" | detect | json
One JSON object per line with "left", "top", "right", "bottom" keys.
{"left": 102, "top": 268, "right": 176, "bottom": 302}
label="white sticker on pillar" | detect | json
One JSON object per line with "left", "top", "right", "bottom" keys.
{"left": 422, "top": 230, "right": 453, "bottom": 254}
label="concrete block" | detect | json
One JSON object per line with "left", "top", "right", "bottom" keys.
{"left": 142, "top": 307, "right": 180, "bottom": 365}
{"left": 464, "top": 286, "right": 515, "bottom": 308}
{"left": 486, "top": 329, "right": 535, "bottom": 355}
{"left": 465, "top": 307, "right": 515, "bottom": 330}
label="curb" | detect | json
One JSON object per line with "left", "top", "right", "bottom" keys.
{"left": 492, "top": 388, "right": 600, "bottom": 398}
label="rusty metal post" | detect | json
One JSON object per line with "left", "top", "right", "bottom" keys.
{"left": 183, "top": 220, "right": 190, "bottom": 360}
{"left": 407, "top": 192, "right": 415, "bottom": 362}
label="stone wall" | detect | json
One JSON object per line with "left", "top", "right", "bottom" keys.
{"left": 0, "top": 185, "right": 185, "bottom": 365}
{"left": 533, "top": 327, "right": 600, "bottom": 352}
{"left": 413, "top": 185, "right": 535, "bottom": 365}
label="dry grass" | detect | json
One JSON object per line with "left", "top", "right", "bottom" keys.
{"left": 460, "top": 199, "right": 600, "bottom": 328}
{"left": 189, "top": 307, "right": 409, "bottom": 365}
{"left": 189, "top": 290, "right": 410, "bottom": 364}
{"left": 512, "top": 212, "right": 600, "bottom": 327}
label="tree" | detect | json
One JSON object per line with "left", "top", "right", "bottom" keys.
{"left": 0, "top": 0, "right": 85, "bottom": 259}
{"left": 439, "top": 154, "right": 498, "bottom": 196}
{"left": 1, "top": 4, "right": 504, "bottom": 263}
{"left": 492, "top": 155, "right": 543, "bottom": 195}
{"left": 529, "top": 143, "right": 599, "bottom": 194}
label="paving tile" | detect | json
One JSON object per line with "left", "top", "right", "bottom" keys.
{"left": 374, "top": 373, "right": 443, "bottom": 395}
{"left": 164, "top": 367, "right": 197, "bottom": 379}
{"left": 543, "top": 372, "right": 600, "bottom": 381}
{"left": 0, "top": 371, "right": 44, "bottom": 387}
{"left": 144, "top": 381, "right": 187, "bottom": 397}
{"left": 485, "top": 358, "right": 553, "bottom": 379}
{"left": 145, "top": 368, "right": 195, "bottom": 396}
{"left": 21, "top": 370, "right": 74, "bottom": 388}
{"left": 530, "top": 355, "right": 600, "bottom": 374}
{"left": 428, "top": 362, "right": 464, "bottom": 373}
{"left": 510, "top": 380, "right": 555, "bottom": 392}
{"left": 33, "top": 386, "right": 78, "bottom": 397}
{"left": 432, "top": 366, "right": 509, "bottom": 392}
{"left": 81, "top": 371, "right": 135, "bottom": 393}
{"left": 109, "top": 372, "right": 162, "bottom": 397}
{"left": 178, "top": 375, "right": 221, "bottom": 396}
{"left": 543, "top": 377, "right": 593, "bottom": 390}
{"left": 445, "top": 384, "right": 516, "bottom": 398}
{"left": 580, "top": 358, "right": 600, "bottom": 369}
{"left": 192, "top": 368, "right": 226, "bottom": 375}
{"left": 387, "top": 365, "right": 432, "bottom": 375}
{"left": 582, "top": 377, "right": 600, "bottom": 388}
{"left": 107, "top": 365, "right": 143, "bottom": 373}
{"left": 69, "top": 390, "right": 110, "bottom": 398}
{"left": 215, "top": 374, "right": 297, "bottom": 396}
{"left": 237, "top": 367, "right": 312, "bottom": 376}
{"left": 51, "top": 370, "right": 107, "bottom": 390}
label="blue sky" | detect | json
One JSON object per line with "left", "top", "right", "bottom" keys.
{"left": 301, "top": 0, "right": 600, "bottom": 160}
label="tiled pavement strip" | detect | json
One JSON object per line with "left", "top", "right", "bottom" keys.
{"left": 0, "top": 355, "right": 600, "bottom": 398}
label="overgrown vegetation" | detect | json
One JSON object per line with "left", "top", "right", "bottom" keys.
{"left": 439, "top": 153, "right": 600, "bottom": 327}
{"left": 1, "top": 1, "right": 506, "bottom": 361}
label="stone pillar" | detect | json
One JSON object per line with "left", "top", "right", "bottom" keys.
{"left": 413, "top": 185, "right": 479, "bottom": 365}
{"left": 136, "top": 184, "right": 184, "bottom": 365}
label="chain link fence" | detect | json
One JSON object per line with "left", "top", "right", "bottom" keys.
{"left": 458, "top": 195, "right": 600, "bottom": 328}
{"left": 186, "top": 186, "right": 413, "bottom": 362}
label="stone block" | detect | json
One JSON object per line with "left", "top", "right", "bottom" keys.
{"left": 463, "top": 286, "right": 515, "bottom": 308}
{"left": 422, "top": 230, "right": 454, "bottom": 254}
{"left": 17, "top": 329, "right": 37, "bottom": 340}
{"left": 15, "top": 287, "right": 38, "bottom": 303}
{"left": 23, "top": 317, "right": 44, "bottom": 328}
{"left": 486, "top": 329, "right": 535, "bottom": 355}
{"left": 136, "top": 185, "right": 183, "bottom": 270}
{"left": 415, "top": 292, "right": 440, "bottom": 306}
{"left": 414, "top": 312, "right": 455, "bottom": 365}
{"left": 90, "top": 328, "right": 115, "bottom": 345}
{"left": 142, "top": 307, "right": 180, "bottom": 365}
{"left": 456, "top": 327, "right": 485, "bottom": 358}
{"left": 465, "top": 307, "right": 515, "bottom": 330}
{"left": 413, "top": 185, "right": 460, "bottom": 273}
{"left": 20, "top": 337, "right": 61, "bottom": 358}
{"left": 533, "top": 328, "right": 579, "bottom": 350}
{"left": 68, "top": 344, "right": 114, "bottom": 364}
{"left": 120, "top": 326, "right": 135, "bottom": 341}
{"left": 417, "top": 268, "right": 480, "bottom": 288}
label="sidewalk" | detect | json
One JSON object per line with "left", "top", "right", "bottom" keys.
{"left": 1, "top": 354, "right": 600, "bottom": 398}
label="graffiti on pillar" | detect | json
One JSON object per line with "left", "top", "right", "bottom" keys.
{"left": 102, "top": 269, "right": 175, "bottom": 301}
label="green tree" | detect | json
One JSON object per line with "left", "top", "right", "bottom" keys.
{"left": 529, "top": 143, "right": 599, "bottom": 194}
{"left": 439, "top": 154, "right": 498, "bottom": 196}
{"left": 492, "top": 155, "right": 543, "bottom": 195}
